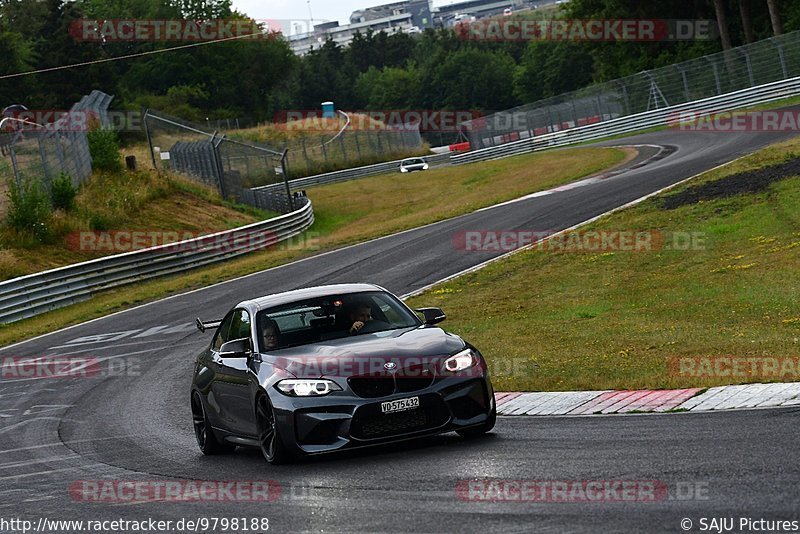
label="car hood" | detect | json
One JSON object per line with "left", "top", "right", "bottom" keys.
{"left": 263, "top": 326, "right": 466, "bottom": 378}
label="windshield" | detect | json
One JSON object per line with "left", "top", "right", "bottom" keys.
{"left": 256, "top": 291, "right": 420, "bottom": 352}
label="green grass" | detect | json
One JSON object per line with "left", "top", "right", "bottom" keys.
{"left": 0, "top": 145, "right": 625, "bottom": 346}
{"left": 0, "top": 170, "right": 273, "bottom": 280}
{"left": 407, "top": 135, "right": 800, "bottom": 393}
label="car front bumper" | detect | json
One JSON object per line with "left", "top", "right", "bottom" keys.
{"left": 270, "top": 375, "right": 495, "bottom": 455}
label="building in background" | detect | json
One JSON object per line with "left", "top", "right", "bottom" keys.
{"left": 286, "top": 0, "right": 557, "bottom": 55}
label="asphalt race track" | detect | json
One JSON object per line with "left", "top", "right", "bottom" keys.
{"left": 1, "top": 126, "right": 799, "bottom": 533}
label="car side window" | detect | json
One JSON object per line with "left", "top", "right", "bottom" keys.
{"left": 212, "top": 312, "right": 235, "bottom": 351}
{"left": 228, "top": 309, "right": 252, "bottom": 342}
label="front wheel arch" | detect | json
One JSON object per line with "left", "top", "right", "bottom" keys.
{"left": 254, "top": 391, "right": 294, "bottom": 464}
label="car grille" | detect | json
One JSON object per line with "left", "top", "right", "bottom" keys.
{"left": 348, "top": 373, "right": 395, "bottom": 398}
{"left": 357, "top": 409, "right": 428, "bottom": 438}
{"left": 350, "top": 394, "right": 450, "bottom": 440}
{"left": 347, "top": 362, "right": 437, "bottom": 398}
{"left": 395, "top": 362, "right": 436, "bottom": 393}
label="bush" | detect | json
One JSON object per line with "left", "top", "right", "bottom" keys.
{"left": 50, "top": 172, "right": 77, "bottom": 212}
{"left": 6, "top": 178, "right": 52, "bottom": 241}
{"left": 88, "top": 213, "right": 112, "bottom": 231}
{"left": 88, "top": 128, "right": 122, "bottom": 172}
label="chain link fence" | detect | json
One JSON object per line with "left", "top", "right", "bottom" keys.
{"left": 464, "top": 31, "right": 800, "bottom": 149}
{"left": 143, "top": 109, "right": 296, "bottom": 214}
{"left": 0, "top": 91, "right": 113, "bottom": 192}
{"left": 257, "top": 122, "right": 424, "bottom": 180}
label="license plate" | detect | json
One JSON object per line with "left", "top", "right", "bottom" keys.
{"left": 381, "top": 396, "right": 420, "bottom": 414}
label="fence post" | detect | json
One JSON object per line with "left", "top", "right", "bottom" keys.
{"left": 339, "top": 134, "right": 348, "bottom": 163}
{"left": 320, "top": 136, "right": 328, "bottom": 162}
{"left": 615, "top": 81, "right": 631, "bottom": 115}
{"left": 281, "top": 149, "right": 294, "bottom": 211}
{"left": 770, "top": 39, "right": 789, "bottom": 79}
{"left": 706, "top": 58, "right": 722, "bottom": 94}
{"left": 675, "top": 65, "right": 690, "bottom": 101}
{"left": 741, "top": 48, "right": 755, "bottom": 86}
{"left": 354, "top": 131, "right": 363, "bottom": 159}
{"left": 37, "top": 137, "right": 51, "bottom": 186}
{"left": 211, "top": 133, "right": 228, "bottom": 199}
{"left": 9, "top": 142, "right": 22, "bottom": 188}
{"left": 143, "top": 109, "right": 158, "bottom": 170}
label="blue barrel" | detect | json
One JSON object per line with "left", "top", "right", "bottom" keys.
{"left": 321, "top": 101, "right": 335, "bottom": 119}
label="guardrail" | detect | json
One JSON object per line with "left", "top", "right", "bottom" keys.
{"left": 452, "top": 75, "right": 800, "bottom": 165}
{"left": 253, "top": 153, "right": 452, "bottom": 195}
{"left": 0, "top": 198, "right": 314, "bottom": 325}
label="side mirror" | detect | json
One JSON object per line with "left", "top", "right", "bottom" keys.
{"left": 219, "top": 338, "right": 252, "bottom": 359}
{"left": 415, "top": 307, "right": 446, "bottom": 325}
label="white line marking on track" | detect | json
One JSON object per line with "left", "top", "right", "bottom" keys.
{"left": 0, "top": 456, "right": 80, "bottom": 470}
{"left": 0, "top": 466, "right": 85, "bottom": 481}
{"left": 0, "top": 436, "right": 126, "bottom": 455}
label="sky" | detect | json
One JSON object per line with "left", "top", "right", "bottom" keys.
{"left": 232, "top": 0, "right": 457, "bottom": 29}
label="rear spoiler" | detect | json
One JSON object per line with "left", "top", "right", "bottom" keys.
{"left": 196, "top": 317, "right": 222, "bottom": 333}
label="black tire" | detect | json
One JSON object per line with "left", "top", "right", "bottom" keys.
{"left": 191, "top": 391, "right": 235, "bottom": 455}
{"left": 256, "top": 394, "right": 293, "bottom": 465}
{"left": 456, "top": 404, "right": 497, "bottom": 438}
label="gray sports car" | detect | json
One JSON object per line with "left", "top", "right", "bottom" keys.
{"left": 191, "top": 283, "right": 496, "bottom": 464}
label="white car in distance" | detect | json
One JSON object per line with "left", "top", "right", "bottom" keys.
{"left": 400, "top": 157, "right": 429, "bottom": 173}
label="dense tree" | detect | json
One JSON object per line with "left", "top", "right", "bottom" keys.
{"left": 1, "top": 0, "right": 799, "bottom": 126}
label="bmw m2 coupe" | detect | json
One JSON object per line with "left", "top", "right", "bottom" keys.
{"left": 191, "top": 283, "right": 496, "bottom": 464}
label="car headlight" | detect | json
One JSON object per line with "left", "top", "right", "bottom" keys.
{"left": 275, "top": 379, "right": 342, "bottom": 397}
{"left": 443, "top": 349, "right": 478, "bottom": 373}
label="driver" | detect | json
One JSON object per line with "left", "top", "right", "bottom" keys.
{"left": 348, "top": 303, "right": 373, "bottom": 334}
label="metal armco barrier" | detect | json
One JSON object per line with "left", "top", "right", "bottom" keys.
{"left": 452, "top": 75, "right": 800, "bottom": 165}
{"left": 253, "top": 153, "right": 452, "bottom": 195}
{"left": 0, "top": 198, "right": 314, "bottom": 324}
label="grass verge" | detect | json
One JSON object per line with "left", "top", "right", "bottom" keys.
{"left": 0, "top": 146, "right": 624, "bottom": 346}
{"left": 0, "top": 171, "right": 273, "bottom": 280}
{"left": 407, "top": 136, "right": 800, "bottom": 392}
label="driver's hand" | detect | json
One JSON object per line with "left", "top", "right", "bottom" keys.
{"left": 350, "top": 321, "right": 364, "bottom": 334}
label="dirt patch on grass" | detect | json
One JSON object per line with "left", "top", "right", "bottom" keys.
{"left": 662, "top": 155, "right": 800, "bottom": 209}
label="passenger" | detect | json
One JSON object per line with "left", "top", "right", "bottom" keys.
{"left": 262, "top": 318, "right": 281, "bottom": 350}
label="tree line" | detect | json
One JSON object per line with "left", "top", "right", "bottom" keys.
{"left": 0, "top": 0, "right": 797, "bottom": 125}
